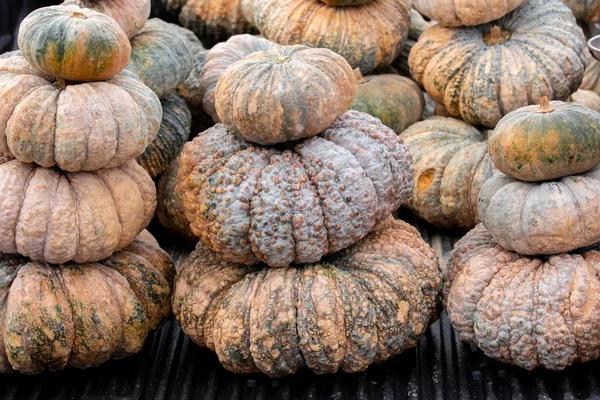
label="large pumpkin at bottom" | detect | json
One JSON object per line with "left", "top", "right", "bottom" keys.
{"left": 0, "top": 231, "right": 175, "bottom": 374}
{"left": 445, "top": 223, "right": 600, "bottom": 370}
{"left": 173, "top": 216, "right": 441, "bottom": 377}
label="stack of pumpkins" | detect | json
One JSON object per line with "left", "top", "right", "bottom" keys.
{"left": 170, "top": 42, "right": 444, "bottom": 377}
{"left": 0, "top": 5, "right": 176, "bottom": 374}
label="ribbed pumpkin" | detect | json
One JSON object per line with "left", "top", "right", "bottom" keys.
{"left": 18, "top": 5, "right": 131, "bottom": 82}
{"left": 137, "top": 94, "right": 192, "bottom": 178}
{"left": 215, "top": 45, "right": 356, "bottom": 145}
{"left": 489, "top": 98, "right": 600, "bottom": 181}
{"left": 253, "top": 0, "right": 410, "bottom": 74}
{"left": 176, "top": 111, "right": 414, "bottom": 267}
{"left": 445, "top": 223, "right": 600, "bottom": 370}
{"left": 350, "top": 70, "right": 424, "bottom": 134}
{"left": 570, "top": 89, "right": 600, "bottom": 112}
{"left": 412, "top": 0, "right": 527, "bottom": 26}
{"left": 563, "top": 0, "right": 600, "bottom": 22}
{"left": 0, "top": 159, "right": 156, "bottom": 264}
{"left": 400, "top": 117, "right": 495, "bottom": 230}
{"left": 61, "top": 0, "right": 151, "bottom": 38}
{"left": 173, "top": 216, "right": 441, "bottom": 377}
{"left": 0, "top": 231, "right": 174, "bottom": 374}
{"left": 0, "top": 56, "right": 161, "bottom": 171}
{"left": 409, "top": 0, "right": 587, "bottom": 128}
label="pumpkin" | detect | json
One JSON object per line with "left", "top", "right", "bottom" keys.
{"left": 125, "top": 19, "right": 196, "bottom": 98}
{"left": 350, "top": 70, "right": 424, "bottom": 134}
{"left": 0, "top": 159, "right": 156, "bottom": 264}
{"left": 178, "top": 50, "right": 214, "bottom": 134}
{"left": 0, "top": 56, "right": 161, "bottom": 172}
{"left": 581, "top": 52, "right": 600, "bottom": 92}
{"left": 478, "top": 166, "right": 600, "bottom": 255}
{"left": 320, "top": 0, "right": 373, "bottom": 4}
{"left": 158, "top": 0, "right": 258, "bottom": 48}
{"left": 18, "top": 5, "right": 131, "bottom": 82}
{"left": 176, "top": 110, "right": 414, "bottom": 267}
{"left": 0, "top": 51, "right": 20, "bottom": 60}
{"left": 215, "top": 45, "right": 356, "bottom": 145}
{"left": 400, "top": 117, "right": 495, "bottom": 230}
{"left": 173, "top": 216, "right": 441, "bottom": 377}
{"left": 409, "top": 0, "right": 587, "bottom": 128}
{"left": 412, "top": 0, "right": 527, "bottom": 26}
{"left": 201, "top": 34, "right": 278, "bottom": 122}
{"left": 392, "top": 9, "right": 433, "bottom": 78}
{"left": 0, "top": 231, "right": 174, "bottom": 374}
{"left": 253, "top": 0, "right": 411, "bottom": 74}
{"left": 563, "top": 0, "right": 600, "bottom": 22}
{"left": 137, "top": 94, "right": 192, "bottom": 178}
{"left": 61, "top": 0, "right": 151, "bottom": 38}
{"left": 570, "top": 89, "right": 600, "bottom": 112}
{"left": 445, "top": 223, "right": 600, "bottom": 370}
{"left": 241, "top": 0, "right": 256, "bottom": 26}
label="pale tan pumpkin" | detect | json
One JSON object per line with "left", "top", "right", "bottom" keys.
{"left": 570, "top": 89, "right": 600, "bottom": 112}
{"left": 412, "top": 0, "right": 527, "bottom": 26}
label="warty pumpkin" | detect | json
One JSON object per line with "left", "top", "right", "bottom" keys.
{"left": 253, "top": 0, "right": 411, "bottom": 74}
{"left": 570, "top": 89, "right": 600, "bottom": 112}
{"left": 0, "top": 159, "right": 156, "bottom": 264}
{"left": 215, "top": 45, "right": 356, "bottom": 145}
{"left": 409, "top": 0, "right": 587, "bottom": 128}
{"left": 412, "top": 0, "right": 527, "bottom": 26}
{"left": 18, "top": 5, "right": 131, "bottom": 82}
{"left": 489, "top": 98, "right": 600, "bottom": 181}
{"left": 0, "top": 56, "right": 161, "bottom": 171}
{"left": 478, "top": 166, "right": 600, "bottom": 255}
{"left": 563, "top": 0, "right": 600, "bottom": 22}
{"left": 400, "top": 117, "right": 495, "bottom": 230}
{"left": 0, "top": 231, "right": 174, "bottom": 374}
{"left": 176, "top": 110, "right": 414, "bottom": 267}
{"left": 445, "top": 223, "right": 600, "bottom": 370}
{"left": 173, "top": 216, "right": 441, "bottom": 377}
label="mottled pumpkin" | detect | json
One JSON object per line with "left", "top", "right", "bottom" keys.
{"left": 215, "top": 45, "right": 356, "bottom": 145}
{"left": 0, "top": 56, "right": 161, "bottom": 171}
{"left": 253, "top": 0, "right": 411, "bottom": 74}
{"left": 173, "top": 216, "right": 441, "bottom": 377}
{"left": 409, "top": 0, "right": 587, "bottom": 128}
{"left": 18, "top": 5, "right": 131, "bottom": 82}
{"left": 0, "top": 231, "right": 174, "bottom": 374}
{"left": 400, "top": 117, "right": 494, "bottom": 230}
{"left": 563, "top": 0, "right": 600, "bottom": 22}
{"left": 137, "top": 94, "right": 192, "bottom": 178}
{"left": 176, "top": 111, "right": 414, "bottom": 267}
{"left": 350, "top": 70, "right": 424, "bottom": 134}
{"left": 412, "top": 0, "right": 527, "bottom": 26}
{"left": 445, "top": 223, "right": 600, "bottom": 370}
{"left": 0, "top": 159, "right": 156, "bottom": 264}
{"left": 478, "top": 166, "right": 600, "bottom": 255}
{"left": 62, "top": 0, "right": 151, "bottom": 38}
{"left": 570, "top": 89, "right": 600, "bottom": 112}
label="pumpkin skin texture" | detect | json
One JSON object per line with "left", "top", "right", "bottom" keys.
{"left": 570, "top": 89, "right": 600, "bottom": 112}
{"left": 0, "top": 231, "right": 174, "bottom": 374}
{"left": 176, "top": 111, "right": 414, "bottom": 267}
{"left": 393, "top": 9, "right": 432, "bottom": 78}
{"left": 581, "top": 52, "right": 600, "bottom": 93}
{"left": 0, "top": 56, "right": 161, "bottom": 171}
{"left": 253, "top": 0, "right": 410, "bottom": 74}
{"left": 61, "top": 0, "right": 151, "bottom": 38}
{"left": 409, "top": 0, "right": 587, "bottom": 128}
{"left": 445, "top": 223, "right": 600, "bottom": 371}
{"left": 214, "top": 45, "right": 356, "bottom": 145}
{"left": 0, "top": 159, "right": 156, "bottom": 264}
{"left": 320, "top": 0, "right": 373, "bottom": 4}
{"left": 478, "top": 167, "right": 600, "bottom": 255}
{"left": 400, "top": 117, "right": 495, "bottom": 230}
{"left": 18, "top": 5, "right": 131, "bottom": 82}
{"left": 562, "top": 0, "right": 600, "bottom": 22}
{"left": 350, "top": 71, "right": 424, "bottom": 134}
{"left": 0, "top": 51, "right": 21, "bottom": 60}
{"left": 137, "top": 94, "right": 192, "bottom": 178}
{"left": 489, "top": 99, "right": 600, "bottom": 181}
{"left": 173, "top": 216, "right": 441, "bottom": 377}
{"left": 412, "top": 0, "right": 527, "bottom": 27}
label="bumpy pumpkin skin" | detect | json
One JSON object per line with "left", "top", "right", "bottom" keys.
{"left": 0, "top": 57, "right": 161, "bottom": 171}
{"left": 253, "top": 0, "right": 410, "bottom": 74}
{"left": 563, "top": 0, "right": 600, "bottom": 21}
{"left": 570, "top": 89, "right": 600, "bottom": 112}
{"left": 478, "top": 167, "right": 600, "bottom": 255}
{"left": 400, "top": 117, "right": 495, "bottom": 230}
{"left": 176, "top": 111, "right": 414, "bottom": 267}
{"left": 137, "top": 94, "right": 192, "bottom": 178}
{"left": 62, "top": 0, "right": 151, "bottom": 38}
{"left": 18, "top": 5, "right": 131, "bottom": 82}
{"left": 173, "top": 216, "right": 441, "bottom": 377}
{"left": 0, "top": 231, "right": 174, "bottom": 375}
{"left": 409, "top": 0, "right": 587, "bottom": 128}
{"left": 0, "top": 159, "right": 156, "bottom": 264}
{"left": 412, "top": 0, "right": 527, "bottom": 26}
{"left": 445, "top": 223, "right": 600, "bottom": 371}
{"left": 350, "top": 71, "right": 424, "bottom": 134}
{"left": 489, "top": 100, "right": 600, "bottom": 181}
{"left": 215, "top": 45, "right": 356, "bottom": 145}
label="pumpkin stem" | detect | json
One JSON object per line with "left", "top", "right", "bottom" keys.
{"left": 274, "top": 56, "right": 290, "bottom": 64}
{"left": 536, "top": 96, "right": 555, "bottom": 113}
{"left": 69, "top": 10, "right": 88, "bottom": 19}
{"left": 484, "top": 25, "right": 510, "bottom": 46}
{"left": 353, "top": 68, "right": 364, "bottom": 82}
